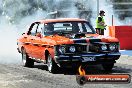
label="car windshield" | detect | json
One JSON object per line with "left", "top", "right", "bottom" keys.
{"left": 44, "top": 21, "right": 95, "bottom": 36}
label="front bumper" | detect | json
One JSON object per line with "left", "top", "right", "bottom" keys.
{"left": 54, "top": 52, "right": 121, "bottom": 67}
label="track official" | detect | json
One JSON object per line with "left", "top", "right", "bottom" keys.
{"left": 96, "top": 10, "right": 107, "bottom": 35}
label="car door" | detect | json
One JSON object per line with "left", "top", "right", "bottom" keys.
{"left": 21, "top": 23, "right": 36, "bottom": 57}
{"left": 27, "top": 22, "right": 39, "bottom": 58}
{"left": 31, "top": 23, "right": 45, "bottom": 60}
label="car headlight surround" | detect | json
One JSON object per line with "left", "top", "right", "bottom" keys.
{"left": 59, "top": 46, "right": 66, "bottom": 54}
{"left": 101, "top": 44, "right": 107, "bottom": 51}
{"left": 109, "top": 44, "right": 116, "bottom": 51}
{"left": 69, "top": 46, "right": 76, "bottom": 53}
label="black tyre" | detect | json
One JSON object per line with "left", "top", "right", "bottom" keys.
{"left": 102, "top": 63, "right": 114, "bottom": 72}
{"left": 22, "top": 49, "right": 34, "bottom": 67}
{"left": 71, "top": 65, "right": 79, "bottom": 73}
{"left": 47, "top": 54, "right": 58, "bottom": 73}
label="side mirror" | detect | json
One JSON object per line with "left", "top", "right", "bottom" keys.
{"left": 22, "top": 33, "right": 25, "bottom": 35}
{"left": 27, "top": 31, "right": 31, "bottom": 35}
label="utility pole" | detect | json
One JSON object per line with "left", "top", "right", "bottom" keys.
{"left": 97, "top": 0, "right": 99, "bottom": 16}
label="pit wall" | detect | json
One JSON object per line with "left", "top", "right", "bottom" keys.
{"left": 109, "top": 26, "right": 132, "bottom": 50}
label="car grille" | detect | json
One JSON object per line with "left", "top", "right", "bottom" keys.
{"left": 76, "top": 45, "right": 87, "bottom": 53}
{"left": 64, "top": 44, "right": 88, "bottom": 53}
{"left": 55, "top": 42, "right": 119, "bottom": 55}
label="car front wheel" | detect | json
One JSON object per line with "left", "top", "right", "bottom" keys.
{"left": 22, "top": 49, "right": 34, "bottom": 67}
{"left": 47, "top": 54, "right": 58, "bottom": 73}
{"left": 102, "top": 63, "right": 114, "bottom": 72}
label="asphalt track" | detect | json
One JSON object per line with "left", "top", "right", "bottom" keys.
{"left": 0, "top": 55, "right": 131, "bottom": 88}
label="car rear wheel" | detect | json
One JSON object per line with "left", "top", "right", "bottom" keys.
{"left": 102, "top": 63, "right": 114, "bottom": 72}
{"left": 22, "top": 49, "right": 34, "bottom": 67}
{"left": 47, "top": 54, "right": 58, "bottom": 73}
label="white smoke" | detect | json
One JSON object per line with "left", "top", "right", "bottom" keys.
{"left": 18, "top": 9, "right": 48, "bottom": 33}
{"left": 0, "top": 16, "right": 21, "bottom": 64}
{"left": 0, "top": 15, "right": 49, "bottom": 64}
{"left": 44, "top": 0, "right": 79, "bottom": 18}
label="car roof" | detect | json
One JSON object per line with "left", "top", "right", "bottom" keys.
{"left": 38, "top": 18, "right": 87, "bottom": 24}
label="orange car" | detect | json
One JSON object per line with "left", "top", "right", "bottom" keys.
{"left": 17, "top": 18, "right": 121, "bottom": 73}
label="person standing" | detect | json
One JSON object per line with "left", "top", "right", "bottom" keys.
{"left": 96, "top": 10, "right": 107, "bottom": 35}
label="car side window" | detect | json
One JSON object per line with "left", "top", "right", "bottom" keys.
{"left": 37, "top": 23, "right": 44, "bottom": 34}
{"left": 36, "top": 23, "right": 44, "bottom": 37}
{"left": 30, "top": 23, "right": 39, "bottom": 36}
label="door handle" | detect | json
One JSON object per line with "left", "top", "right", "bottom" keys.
{"left": 33, "top": 43, "right": 40, "bottom": 46}
{"left": 24, "top": 37, "right": 27, "bottom": 38}
{"left": 24, "top": 42, "right": 31, "bottom": 45}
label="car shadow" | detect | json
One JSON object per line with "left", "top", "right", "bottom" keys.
{"left": 33, "top": 64, "right": 48, "bottom": 71}
{"left": 33, "top": 63, "right": 132, "bottom": 75}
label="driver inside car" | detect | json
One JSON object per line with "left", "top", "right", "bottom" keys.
{"left": 35, "top": 32, "right": 42, "bottom": 38}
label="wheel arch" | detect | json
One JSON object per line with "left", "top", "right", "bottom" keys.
{"left": 21, "top": 46, "right": 25, "bottom": 53}
{"left": 44, "top": 47, "right": 55, "bottom": 63}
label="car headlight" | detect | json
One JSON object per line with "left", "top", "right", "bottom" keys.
{"left": 109, "top": 44, "right": 116, "bottom": 51}
{"left": 101, "top": 44, "right": 107, "bottom": 51}
{"left": 59, "top": 46, "right": 66, "bottom": 54}
{"left": 69, "top": 46, "right": 76, "bottom": 53}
